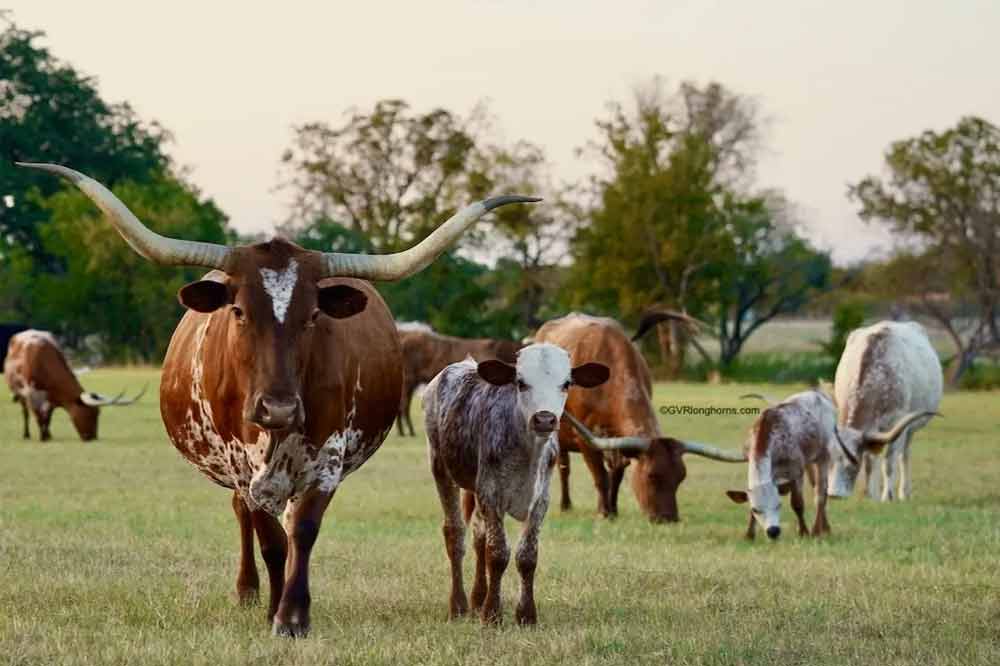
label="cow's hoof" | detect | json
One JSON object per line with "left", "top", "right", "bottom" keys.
{"left": 272, "top": 619, "right": 309, "bottom": 638}
{"left": 236, "top": 587, "right": 259, "bottom": 607}
{"left": 515, "top": 605, "right": 537, "bottom": 626}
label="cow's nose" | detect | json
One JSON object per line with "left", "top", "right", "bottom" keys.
{"left": 531, "top": 411, "right": 558, "bottom": 434}
{"left": 766, "top": 526, "right": 781, "bottom": 540}
{"left": 252, "top": 395, "right": 301, "bottom": 431}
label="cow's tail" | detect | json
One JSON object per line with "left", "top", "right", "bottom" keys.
{"left": 462, "top": 489, "right": 476, "bottom": 524}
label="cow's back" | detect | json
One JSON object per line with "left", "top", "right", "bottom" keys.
{"left": 4, "top": 330, "right": 81, "bottom": 407}
{"left": 536, "top": 313, "right": 658, "bottom": 443}
{"left": 835, "top": 321, "right": 943, "bottom": 431}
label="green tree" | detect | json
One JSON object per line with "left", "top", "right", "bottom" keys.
{"left": 17, "top": 174, "right": 229, "bottom": 360}
{"left": 848, "top": 116, "right": 1000, "bottom": 383}
{"left": 0, "top": 17, "right": 168, "bottom": 259}
{"left": 279, "top": 98, "right": 489, "bottom": 252}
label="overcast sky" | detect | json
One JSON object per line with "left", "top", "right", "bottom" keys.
{"left": 7, "top": 1, "right": 999, "bottom": 264}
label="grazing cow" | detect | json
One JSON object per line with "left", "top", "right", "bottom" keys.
{"left": 830, "top": 320, "right": 944, "bottom": 501}
{"left": 424, "top": 343, "right": 609, "bottom": 625}
{"left": 534, "top": 313, "right": 745, "bottom": 522}
{"left": 395, "top": 322, "right": 520, "bottom": 437}
{"left": 4, "top": 329, "right": 143, "bottom": 441}
{"left": 0, "top": 323, "right": 29, "bottom": 368}
{"left": 20, "top": 162, "right": 537, "bottom": 637}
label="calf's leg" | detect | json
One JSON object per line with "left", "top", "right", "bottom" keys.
{"left": 789, "top": 480, "right": 809, "bottom": 537}
{"left": 469, "top": 505, "right": 487, "bottom": 613}
{"left": 479, "top": 505, "right": 509, "bottom": 625}
{"left": 811, "top": 463, "right": 831, "bottom": 536}
{"left": 515, "top": 493, "right": 550, "bottom": 626}
{"left": 432, "top": 460, "right": 468, "bottom": 619}
{"left": 232, "top": 492, "right": 260, "bottom": 605}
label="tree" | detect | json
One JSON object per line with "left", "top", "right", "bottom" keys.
{"left": 279, "top": 98, "right": 488, "bottom": 252}
{"left": 848, "top": 116, "right": 1000, "bottom": 384}
{"left": 0, "top": 17, "right": 169, "bottom": 258}
{"left": 11, "top": 174, "right": 229, "bottom": 360}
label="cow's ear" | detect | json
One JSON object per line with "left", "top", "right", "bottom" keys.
{"left": 777, "top": 481, "right": 794, "bottom": 496}
{"left": 726, "top": 490, "right": 749, "bottom": 504}
{"left": 178, "top": 281, "right": 230, "bottom": 313}
{"left": 478, "top": 359, "right": 516, "bottom": 386}
{"left": 318, "top": 284, "right": 368, "bottom": 319}
{"left": 571, "top": 362, "right": 610, "bottom": 388}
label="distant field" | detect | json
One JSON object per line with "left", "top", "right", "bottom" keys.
{"left": 1, "top": 368, "right": 998, "bottom": 665}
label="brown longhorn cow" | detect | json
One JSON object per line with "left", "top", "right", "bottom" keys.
{"left": 395, "top": 322, "right": 520, "bottom": 436}
{"left": 4, "top": 329, "right": 143, "bottom": 441}
{"left": 534, "top": 313, "right": 745, "bottom": 522}
{"left": 19, "top": 162, "right": 537, "bottom": 638}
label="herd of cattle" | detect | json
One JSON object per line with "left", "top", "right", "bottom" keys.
{"left": 3, "top": 163, "right": 943, "bottom": 637}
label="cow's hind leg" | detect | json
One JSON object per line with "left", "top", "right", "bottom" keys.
{"left": 515, "top": 493, "right": 550, "bottom": 626}
{"left": 272, "top": 489, "right": 332, "bottom": 638}
{"left": 18, "top": 398, "right": 29, "bottom": 439}
{"left": 252, "top": 507, "right": 287, "bottom": 624}
{"left": 232, "top": 492, "right": 260, "bottom": 605}
{"left": 790, "top": 480, "right": 809, "bottom": 537}
{"left": 432, "top": 458, "right": 468, "bottom": 619}
{"left": 558, "top": 448, "right": 572, "bottom": 512}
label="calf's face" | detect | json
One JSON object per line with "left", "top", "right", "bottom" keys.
{"left": 478, "top": 343, "right": 609, "bottom": 439}
{"left": 726, "top": 480, "right": 792, "bottom": 539}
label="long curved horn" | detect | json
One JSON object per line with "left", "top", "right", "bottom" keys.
{"left": 16, "top": 163, "right": 232, "bottom": 269}
{"left": 833, "top": 424, "right": 859, "bottom": 466}
{"left": 110, "top": 384, "right": 148, "bottom": 406}
{"left": 321, "top": 195, "right": 541, "bottom": 281}
{"left": 864, "top": 411, "right": 941, "bottom": 446}
{"left": 678, "top": 440, "right": 747, "bottom": 462}
{"left": 740, "top": 393, "right": 776, "bottom": 406}
{"left": 79, "top": 391, "right": 116, "bottom": 407}
{"left": 631, "top": 309, "right": 708, "bottom": 342}
{"left": 562, "top": 411, "right": 651, "bottom": 451}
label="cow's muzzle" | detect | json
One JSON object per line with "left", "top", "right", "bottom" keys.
{"left": 530, "top": 411, "right": 558, "bottom": 435}
{"left": 250, "top": 394, "right": 303, "bottom": 431}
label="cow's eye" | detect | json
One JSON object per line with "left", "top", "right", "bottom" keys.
{"left": 561, "top": 381, "right": 571, "bottom": 391}
{"left": 516, "top": 379, "right": 528, "bottom": 392}
{"left": 307, "top": 309, "right": 321, "bottom": 328}
{"left": 231, "top": 306, "right": 245, "bottom": 323}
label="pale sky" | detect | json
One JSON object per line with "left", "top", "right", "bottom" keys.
{"left": 7, "top": 1, "right": 999, "bottom": 264}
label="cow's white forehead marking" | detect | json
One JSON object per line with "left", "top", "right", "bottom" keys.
{"left": 260, "top": 259, "right": 299, "bottom": 324}
{"left": 517, "top": 343, "right": 571, "bottom": 386}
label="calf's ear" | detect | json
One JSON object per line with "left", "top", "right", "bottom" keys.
{"left": 726, "top": 490, "right": 749, "bottom": 504}
{"left": 571, "top": 362, "right": 610, "bottom": 388}
{"left": 777, "top": 481, "right": 794, "bottom": 496}
{"left": 178, "top": 281, "right": 230, "bottom": 313}
{"left": 477, "top": 359, "right": 516, "bottom": 386}
{"left": 318, "top": 284, "right": 368, "bottom": 319}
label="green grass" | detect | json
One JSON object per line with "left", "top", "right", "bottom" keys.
{"left": 1, "top": 368, "right": 998, "bottom": 665}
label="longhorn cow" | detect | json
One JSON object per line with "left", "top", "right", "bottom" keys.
{"left": 18, "top": 162, "right": 537, "bottom": 637}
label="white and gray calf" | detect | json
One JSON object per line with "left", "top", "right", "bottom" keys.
{"left": 830, "top": 321, "right": 943, "bottom": 501}
{"left": 726, "top": 391, "right": 837, "bottom": 540}
{"left": 423, "top": 343, "right": 609, "bottom": 625}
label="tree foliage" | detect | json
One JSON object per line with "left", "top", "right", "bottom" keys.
{"left": 849, "top": 116, "right": 1000, "bottom": 383}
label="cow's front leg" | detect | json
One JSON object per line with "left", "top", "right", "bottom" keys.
{"left": 789, "top": 480, "right": 809, "bottom": 537}
{"left": 811, "top": 463, "right": 831, "bottom": 536}
{"left": 36, "top": 405, "right": 52, "bottom": 442}
{"left": 558, "top": 448, "right": 572, "bottom": 512}
{"left": 745, "top": 510, "right": 757, "bottom": 540}
{"left": 579, "top": 445, "right": 612, "bottom": 517}
{"left": 479, "top": 504, "right": 509, "bottom": 625}
{"left": 863, "top": 452, "right": 880, "bottom": 499}
{"left": 515, "top": 493, "right": 550, "bottom": 626}
{"left": 252, "top": 507, "right": 287, "bottom": 624}
{"left": 272, "top": 489, "right": 334, "bottom": 638}
{"left": 231, "top": 492, "right": 260, "bottom": 605}
{"left": 880, "top": 451, "right": 897, "bottom": 502}
{"left": 898, "top": 434, "right": 914, "bottom": 500}
{"left": 607, "top": 457, "right": 627, "bottom": 516}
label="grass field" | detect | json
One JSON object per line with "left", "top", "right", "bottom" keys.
{"left": 1, "top": 368, "right": 998, "bottom": 665}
